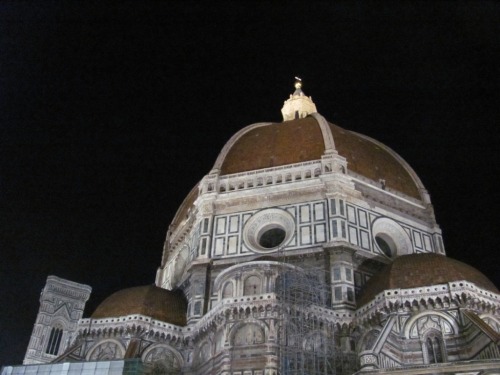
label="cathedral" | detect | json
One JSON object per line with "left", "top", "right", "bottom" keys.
{"left": 3, "top": 80, "right": 499, "bottom": 375}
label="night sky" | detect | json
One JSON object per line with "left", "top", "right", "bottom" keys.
{"left": 1, "top": 2, "right": 499, "bottom": 366}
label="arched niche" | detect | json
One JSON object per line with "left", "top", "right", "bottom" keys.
{"left": 231, "top": 323, "right": 265, "bottom": 346}
{"left": 222, "top": 281, "right": 234, "bottom": 299}
{"left": 422, "top": 329, "right": 446, "bottom": 364}
{"left": 403, "top": 311, "right": 458, "bottom": 339}
{"left": 142, "top": 344, "right": 183, "bottom": 373}
{"left": 87, "top": 339, "right": 125, "bottom": 361}
{"left": 243, "top": 275, "right": 262, "bottom": 295}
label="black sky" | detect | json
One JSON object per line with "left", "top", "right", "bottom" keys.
{"left": 1, "top": 1, "right": 499, "bottom": 366}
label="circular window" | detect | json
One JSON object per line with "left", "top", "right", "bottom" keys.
{"left": 371, "top": 218, "right": 413, "bottom": 257}
{"left": 243, "top": 208, "right": 295, "bottom": 253}
{"left": 375, "top": 234, "right": 396, "bottom": 257}
{"left": 259, "top": 227, "right": 286, "bottom": 248}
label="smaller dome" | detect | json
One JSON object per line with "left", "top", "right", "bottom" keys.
{"left": 358, "top": 254, "right": 498, "bottom": 307}
{"left": 92, "top": 285, "right": 187, "bottom": 326}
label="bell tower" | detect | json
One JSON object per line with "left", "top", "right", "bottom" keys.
{"left": 24, "top": 276, "right": 91, "bottom": 364}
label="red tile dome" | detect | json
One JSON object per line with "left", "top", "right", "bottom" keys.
{"left": 358, "top": 253, "right": 499, "bottom": 307}
{"left": 215, "top": 116, "right": 423, "bottom": 200}
{"left": 92, "top": 285, "right": 187, "bottom": 326}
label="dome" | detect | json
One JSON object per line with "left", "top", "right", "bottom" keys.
{"left": 92, "top": 285, "right": 187, "bottom": 326}
{"left": 357, "top": 253, "right": 499, "bottom": 307}
{"left": 213, "top": 116, "right": 423, "bottom": 200}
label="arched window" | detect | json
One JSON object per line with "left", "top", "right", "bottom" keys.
{"left": 426, "top": 337, "right": 435, "bottom": 363}
{"left": 45, "top": 327, "right": 63, "bottom": 355}
{"left": 424, "top": 332, "right": 445, "bottom": 364}
{"left": 375, "top": 233, "right": 397, "bottom": 258}
{"left": 434, "top": 337, "right": 443, "bottom": 363}
{"left": 222, "top": 282, "right": 233, "bottom": 298}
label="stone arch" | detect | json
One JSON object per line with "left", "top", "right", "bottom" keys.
{"left": 229, "top": 319, "right": 267, "bottom": 346}
{"left": 243, "top": 275, "right": 262, "bottom": 295}
{"left": 87, "top": 339, "right": 125, "bottom": 361}
{"left": 142, "top": 344, "right": 183, "bottom": 373}
{"left": 49, "top": 317, "right": 69, "bottom": 331}
{"left": 435, "top": 297, "right": 443, "bottom": 307}
{"left": 403, "top": 311, "right": 458, "bottom": 339}
{"left": 222, "top": 280, "right": 234, "bottom": 299}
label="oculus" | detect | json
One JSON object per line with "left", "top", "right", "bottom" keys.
{"left": 259, "top": 227, "right": 286, "bottom": 248}
{"left": 243, "top": 208, "right": 295, "bottom": 253}
{"left": 375, "top": 234, "right": 397, "bottom": 257}
{"left": 372, "top": 217, "right": 412, "bottom": 257}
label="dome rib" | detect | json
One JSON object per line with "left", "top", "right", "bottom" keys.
{"left": 311, "top": 112, "right": 336, "bottom": 152}
{"left": 218, "top": 117, "right": 325, "bottom": 175}
{"left": 212, "top": 115, "right": 425, "bottom": 200}
{"left": 211, "top": 122, "right": 273, "bottom": 174}
{"left": 329, "top": 124, "right": 424, "bottom": 200}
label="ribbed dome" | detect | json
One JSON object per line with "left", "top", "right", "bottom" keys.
{"left": 92, "top": 285, "right": 187, "bottom": 326}
{"left": 357, "top": 253, "right": 499, "bottom": 307}
{"left": 216, "top": 116, "right": 422, "bottom": 199}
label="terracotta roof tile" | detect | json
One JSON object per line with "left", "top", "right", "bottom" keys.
{"left": 357, "top": 253, "right": 498, "bottom": 307}
{"left": 219, "top": 117, "right": 421, "bottom": 199}
{"left": 92, "top": 285, "right": 187, "bottom": 326}
{"left": 221, "top": 117, "right": 324, "bottom": 174}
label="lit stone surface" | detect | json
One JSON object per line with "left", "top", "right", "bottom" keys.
{"left": 17, "top": 82, "right": 500, "bottom": 374}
